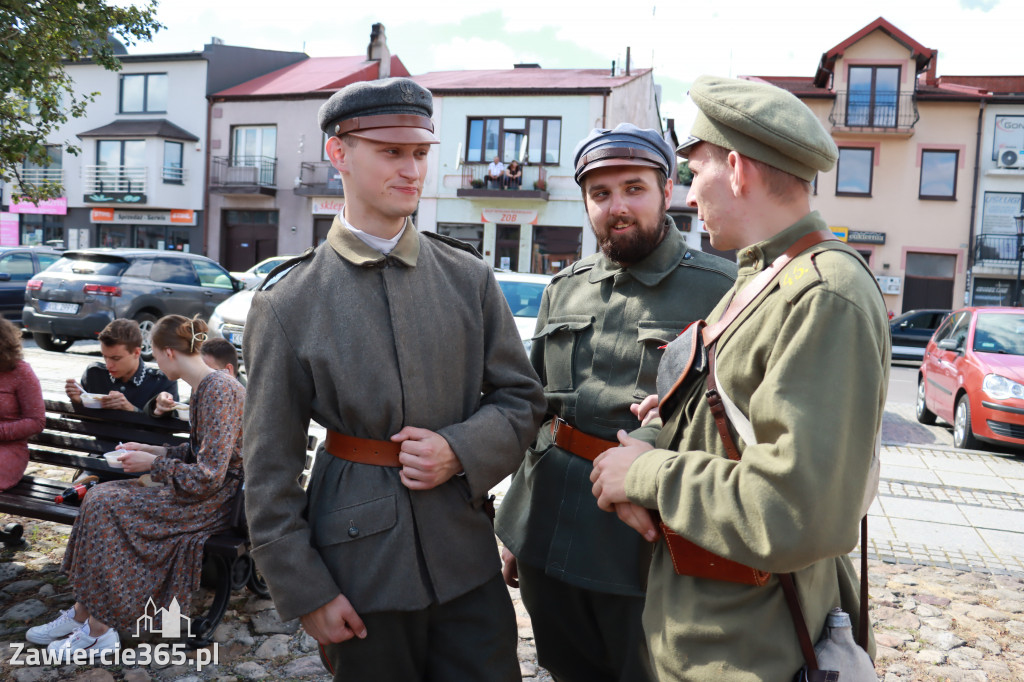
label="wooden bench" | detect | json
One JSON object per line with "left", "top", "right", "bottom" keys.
{"left": 0, "top": 399, "right": 314, "bottom": 647}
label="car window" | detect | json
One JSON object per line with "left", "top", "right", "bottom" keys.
{"left": 931, "top": 312, "right": 960, "bottom": 343}
{"left": 902, "top": 313, "right": 936, "bottom": 330}
{"left": 972, "top": 313, "right": 1024, "bottom": 356}
{"left": 949, "top": 314, "right": 971, "bottom": 349}
{"left": 255, "top": 260, "right": 282, "bottom": 276}
{"left": 37, "top": 253, "right": 60, "bottom": 270}
{"left": 46, "top": 256, "right": 128, "bottom": 277}
{"left": 123, "top": 257, "right": 154, "bottom": 279}
{"left": 0, "top": 253, "right": 34, "bottom": 281}
{"left": 498, "top": 281, "right": 546, "bottom": 317}
{"left": 151, "top": 257, "right": 200, "bottom": 286}
{"left": 193, "top": 260, "right": 234, "bottom": 289}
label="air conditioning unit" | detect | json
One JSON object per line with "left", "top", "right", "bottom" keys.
{"left": 996, "top": 148, "right": 1024, "bottom": 169}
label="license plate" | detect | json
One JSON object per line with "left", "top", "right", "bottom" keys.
{"left": 41, "top": 301, "right": 79, "bottom": 314}
{"left": 227, "top": 331, "right": 243, "bottom": 346}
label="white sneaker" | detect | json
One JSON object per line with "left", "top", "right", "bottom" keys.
{"left": 25, "top": 607, "right": 86, "bottom": 645}
{"left": 46, "top": 622, "right": 120, "bottom": 663}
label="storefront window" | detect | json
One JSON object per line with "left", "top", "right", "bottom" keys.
{"left": 531, "top": 225, "right": 581, "bottom": 274}
{"left": 19, "top": 214, "right": 64, "bottom": 246}
{"left": 437, "top": 223, "right": 483, "bottom": 255}
{"left": 99, "top": 225, "right": 131, "bottom": 248}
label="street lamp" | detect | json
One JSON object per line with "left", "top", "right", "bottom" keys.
{"left": 1016, "top": 213, "right": 1024, "bottom": 307}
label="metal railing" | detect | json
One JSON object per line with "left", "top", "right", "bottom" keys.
{"left": 161, "top": 166, "right": 188, "bottom": 184}
{"left": 460, "top": 164, "right": 546, "bottom": 190}
{"left": 298, "top": 161, "right": 343, "bottom": 194}
{"left": 828, "top": 91, "right": 919, "bottom": 130}
{"left": 210, "top": 155, "right": 277, "bottom": 188}
{"left": 974, "top": 233, "right": 1023, "bottom": 265}
{"left": 19, "top": 167, "right": 64, "bottom": 185}
{"left": 82, "top": 165, "right": 147, "bottom": 194}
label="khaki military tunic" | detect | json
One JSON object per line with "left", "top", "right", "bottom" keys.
{"left": 625, "top": 212, "right": 888, "bottom": 681}
{"left": 496, "top": 224, "right": 736, "bottom": 595}
{"left": 242, "top": 217, "right": 545, "bottom": 622}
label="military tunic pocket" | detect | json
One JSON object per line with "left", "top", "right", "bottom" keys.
{"left": 533, "top": 315, "right": 594, "bottom": 391}
{"left": 313, "top": 494, "right": 397, "bottom": 547}
{"left": 633, "top": 321, "right": 687, "bottom": 399}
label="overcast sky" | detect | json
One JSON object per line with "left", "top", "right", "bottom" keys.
{"left": 126, "top": 0, "right": 1019, "bottom": 132}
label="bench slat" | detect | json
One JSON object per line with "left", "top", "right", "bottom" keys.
{"left": 44, "top": 415, "right": 185, "bottom": 448}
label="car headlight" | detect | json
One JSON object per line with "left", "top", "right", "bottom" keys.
{"left": 208, "top": 309, "right": 225, "bottom": 337}
{"left": 982, "top": 373, "right": 1024, "bottom": 401}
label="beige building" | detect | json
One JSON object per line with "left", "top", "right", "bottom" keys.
{"left": 753, "top": 17, "right": 991, "bottom": 314}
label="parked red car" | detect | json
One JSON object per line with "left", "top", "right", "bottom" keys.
{"left": 917, "top": 307, "right": 1024, "bottom": 450}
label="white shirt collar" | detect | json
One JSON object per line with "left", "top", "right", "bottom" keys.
{"left": 340, "top": 210, "right": 406, "bottom": 255}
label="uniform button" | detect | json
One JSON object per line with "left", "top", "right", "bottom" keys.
{"left": 348, "top": 526, "right": 359, "bottom": 538}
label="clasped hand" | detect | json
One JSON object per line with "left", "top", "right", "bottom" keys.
{"left": 390, "top": 426, "right": 463, "bottom": 491}
{"left": 590, "top": 430, "right": 660, "bottom": 542}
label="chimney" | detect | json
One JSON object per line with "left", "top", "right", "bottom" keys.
{"left": 666, "top": 118, "right": 675, "bottom": 133}
{"left": 925, "top": 49, "right": 938, "bottom": 86}
{"left": 611, "top": 60, "right": 616, "bottom": 77}
{"left": 367, "top": 23, "right": 391, "bottom": 80}
{"left": 625, "top": 46, "right": 631, "bottom": 76}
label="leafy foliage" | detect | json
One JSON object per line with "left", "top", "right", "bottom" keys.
{"left": 0, "top": 0, "right": 162, "bottom": 202}
{"left": 677, "top": 159, "right": 693, "bottom": 186}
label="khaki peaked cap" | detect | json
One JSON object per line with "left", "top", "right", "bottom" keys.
{"left": 677, "top": 75, "right": 838, "bottom": 182}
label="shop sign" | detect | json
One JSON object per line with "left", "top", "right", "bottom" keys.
{"left": 90, "top": 208, "right": 196, "bottom": 226}
{"left": 312, "top": 198, "right": 344, "bottom": 215}
{"left": 481, "top": 208, "right": 538, "bottom": 224}
{"left": 0, "top": 212, "right": 18, "bottom": 246}
{"left": 848, "top": 230, "right": 886, "bottom": 245}
{"left": 830, "top": 226, "right": 849, "bottom": 242}
{"left": 9, "top": 197, "right": 68, "bottom": 215}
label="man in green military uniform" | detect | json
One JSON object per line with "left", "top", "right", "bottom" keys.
{"left": 591, "top": 76, "right": 889, "bottom": 681}
{"left": 242, "top": 78, "right": 545, "bottom": 681}
{"left": 496, "top": 123, "right": 736, "bottom": 681}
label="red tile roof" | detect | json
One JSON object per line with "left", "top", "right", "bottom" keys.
{"left": 214, "top": 55, "right": 410, "bottom": 98}
{"left": 937, "top": 76, "right": 1024, "bottom": 95}
{"left": 744, "top": 76, "right": 832, "bottom": 98}
{"left": 412, "top": 68, "right": 651, "bottom": 94}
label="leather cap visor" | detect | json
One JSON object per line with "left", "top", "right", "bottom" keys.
{"left": 335, "top": 113, "right": 439, "bottom": 144}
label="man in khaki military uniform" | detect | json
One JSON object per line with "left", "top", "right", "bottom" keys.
{"left": 242, "top": 78, "right": 545, "bottom": 681}
{"left": 496, "top": 124, "right": 735, "bottom": 682}
{"left": 591, "top": 76, "right": 889, "bottom": 681}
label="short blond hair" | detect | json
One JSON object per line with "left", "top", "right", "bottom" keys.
{"left": 706, "top": 143, "right": 811, "bottom": 200}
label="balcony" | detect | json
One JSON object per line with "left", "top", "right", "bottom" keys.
{"left": 19, "top": 167, "right": 65, "bottom": 186}
{"left": 456, "top": 164, "right": 549, "bottom": 200}
{"left": 82, "top": 165, "right": 147, "bottom": 204}
{"left": 295, "top": 161, "right": 344, "bottom": 197}
{"left": 828, "top": 91, "right": 919, "bottom": 135}
{"left": 974, "top": 234, "right": 1023, "bottom": 269}
{"left": 210, "top": 155, "right": 277, "bottom": 196}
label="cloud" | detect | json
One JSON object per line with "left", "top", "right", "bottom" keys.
{"left": 959, "top": 0, "right": 998, "bottom": 10}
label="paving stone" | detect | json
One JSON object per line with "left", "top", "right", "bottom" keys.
{"left": 11, "top": 668, "right": 52, "bottom": 682}
{"left": 915, "top": 649, "right": 947, "bottom": 665}
{"left": 280, "top": 654, "right": 326, "bottom": 678}
{"left": 122, "top": 669, "right": 153, "bottom": 682}
{"left": 919, "top": 626, "right": 965, "bottom": 651}
{"left": 1004, "top": 620, "right": 1024, "bottom": 637}
{"left": 254, "top": 633, "right": 290, "bottom": 660}
{"left": 250, "top": 610, "right": 298, "bottom": 635}
{"left": 35, "top": 585, "right": 53, "bottom": 598}
{"left": 876, "top": 632, "right": 909, "bottom": 648}
{"left": 964, "top": 604, "right": 1010, "bottom": 622}
{"left": 0, "top": 563, "right": 26, "bottom": 582}
{"left": 915, "top": 603, "right": 943, "bottom": 617}
{"left": 71, "top": 670, "right": 116, "bottom": 681}
{"left": 232, "top": 662, "right": 267, "bottom": 680}
{"left": 2, "top": 599, "right": 47, "bottom": 622}
{"left": 2, "top": 581, "right": 43, "bottom": 595}
{"left": 913, "top": 593, "right": 952, "bottom": 607}
{"left": 995, "top": 599, "right": 1024, "bottom": 613}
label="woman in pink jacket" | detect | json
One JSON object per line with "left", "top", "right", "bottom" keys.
{"left": 0, "top": 318, "right": 45, "bottom": 490}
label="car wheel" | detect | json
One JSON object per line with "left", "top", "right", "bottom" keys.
{"left": 135, "top": 312, "right": 158, "bottom": 360}
{"left": 916, "top": 376, "right": 937, "bottom": 425}
{"left": 953, "top": 395, "right": 981, "bottom": 450}
{"left": 32, "top": 331, "right": 74, "bottom": 352}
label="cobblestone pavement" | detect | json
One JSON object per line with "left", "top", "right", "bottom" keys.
{"left": 3, "top": 342, "right": 1023, "bottom": 680}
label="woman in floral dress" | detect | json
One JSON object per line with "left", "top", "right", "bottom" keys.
{"left": 27, "top": 315, "right": 245, "bottom": 660}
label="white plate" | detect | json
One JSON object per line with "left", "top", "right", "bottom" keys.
{"left": 103, "top": 451, "right": 123, "bottom": 468}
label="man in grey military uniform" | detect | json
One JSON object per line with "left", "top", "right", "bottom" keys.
{"left": 242, "top": 77, "right": 545, "bottom": 681}
{"left": 495, "top": 123, "right": 736, "bottom": 682}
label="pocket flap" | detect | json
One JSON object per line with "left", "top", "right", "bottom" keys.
{"left": 637, "top": 320, "right": 687, "bottom": 346}
{"left": 313, "top": 495, "right": 397, "bottom": 548}
{"left": 534, "top": 315, "right": 594, "bottom": 340}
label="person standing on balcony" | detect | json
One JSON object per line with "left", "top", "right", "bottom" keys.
{"left": 241, "top": 77, "right": 545, "bottom": 682}
{"left": 495, "top": 123, "right": 736, "bottom": 682}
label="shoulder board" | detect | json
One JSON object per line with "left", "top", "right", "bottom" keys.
{"left": 258, "top": 247, "right": 316, "bottom": 291}
{"left": 551, "top": 257, "right": 597, "bottom": 282}
{"left": 679, "top": 249, "right": 738, "bottom": 280}
{"left": 423, "top": 231, "right": 482, "bottom": 258}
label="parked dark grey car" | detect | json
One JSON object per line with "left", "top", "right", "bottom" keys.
{"left": 890, "top": 309, "right": 950, "bottom": 361}
{"left": 23, "top": 249, "right": 243, "bottom": 357}
{"left": 0, "top": 246, "right": 62, "bottom": 324}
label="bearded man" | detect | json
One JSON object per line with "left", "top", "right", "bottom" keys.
{"left": 495, "top": 123, "right": 736, "bottom": 682}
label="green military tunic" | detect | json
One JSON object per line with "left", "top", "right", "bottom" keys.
{"left": 626, "top": 212, "right": 888, "bottom": 681}
{"left": 242, "top": 216, "right": 545, "bottom": 623}
{"left": 497, "top": 224, "right": 736, "bottom": 595}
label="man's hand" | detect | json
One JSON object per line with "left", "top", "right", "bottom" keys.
{"left": 391, "top": 426, "right": 463, "bottom": 491}
{"left": 100, "top": 391, "right": 135, "bottom": 411}
{"left": 630, "top": 394, "right": 661, "bottom": 426}
{"left": 501, "top": 547, "right": 519, "bottom": 588}
{"left": 65, "top": 379, "right": 83, "bottom": 404}
{"left": 151, "top": 392, "right": 176, "bottom": 416}
{"left": 301, "top": 593, "right": 367, "bottom": 645}
{"left": 590, "top": 430, "right": 653, "bottom": 511}
{"left": 613, "top": 502, "right": 660, "bottom": 542}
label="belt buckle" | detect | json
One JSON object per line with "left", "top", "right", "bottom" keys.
{"left": 551, "top": 416, "right": 567, "bottom": 440}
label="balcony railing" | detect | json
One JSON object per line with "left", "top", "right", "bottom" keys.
{"left": 456, "top": 164, "right": 549, "bottom": 199}
{"left": 974, "top": 233, "right": 1023, "bottom": 266}
{"left": 296, "top": 161, "right": 344, "bottom": 196}
{"left": 828, "top": 91, "right": 919, "bottom": 131}
{"left": 83, "top": 165, "right": 147, "bottom": 194}
{"left": 210, "top": 155, "right": 277, "bottom": 195}
{"left": 161, "top": 165, "right": 188, "bottom": 184}
{"left": 19, "top": 167, "right": 64, "bottom": 185}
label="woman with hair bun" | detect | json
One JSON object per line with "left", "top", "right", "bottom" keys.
{"left": 27, "top": 315, "right": 245, "bottom": 661}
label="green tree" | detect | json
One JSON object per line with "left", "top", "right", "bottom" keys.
{"left": 0, "top": 0, "right": 162, "bottom": 202}
{"left": 677, "top": 159, "right": 693, "bottom": 186}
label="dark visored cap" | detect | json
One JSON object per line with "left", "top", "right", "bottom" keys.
{"left": 318, "top": 77, "right": 439, "bottom": 144}
{"left": 676, "top": 75, "right": 838, "bottom": 182}
{"left": 573, "top": 123, "right": 676, "bottom": 185}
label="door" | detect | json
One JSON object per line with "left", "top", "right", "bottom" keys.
{"left": 925, "top": 311, "right": 969, "bottom": 419}
{"left": 222, "top": 210, "right": 279, "bottom": 272}
{"left": 149, "top": 256, "right": 205, "bottom": 318}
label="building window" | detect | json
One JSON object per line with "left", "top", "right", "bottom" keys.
{"left": 163, "top": 141, "right": 183, "bottom": 184}
{"left": 438, "top": 224, "right": 483, "bottom": 255}
{"left": 97, "top": 140, "right": 146, "bottom": 192}
{"left": 231, "top": 126, "right": 277, "bottom": 185}
{"left": 919, "top": 150, "right": 958, "bottom": 199}
{"left": 120, "top": 73, "right": 168, "bottom": 114}
{"left": 846, "top": 66, "right": 899, "bottom": 127}
{"left": 836, "top": 147, "right": 873, "bottom": 196}
{"left": 465, "top": 117, "right": 560, "bottom": 165}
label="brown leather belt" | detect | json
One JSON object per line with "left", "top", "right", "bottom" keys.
{"left": 325, "top": 430, "right": 402, "bottom": 468}
{"left": 550, "top": 417, "right": 617, "bottom": 462}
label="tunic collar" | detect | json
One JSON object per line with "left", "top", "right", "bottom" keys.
{"left": 587, "top": 217, "right": 690, "bottom": 286}
{"left": 326, "top": 214, "right": 420, "bottom": 267}
{"left": 109, "top": 358, "right": 147, "bottom": 387}
{"left": 735, "top": 211, "right": 827, "bottom": 278}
